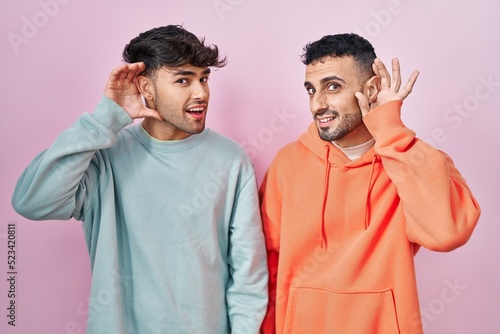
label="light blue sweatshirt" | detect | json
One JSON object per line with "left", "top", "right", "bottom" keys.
{"left": 12, "top": 96, "right": 268, "bottom": 334}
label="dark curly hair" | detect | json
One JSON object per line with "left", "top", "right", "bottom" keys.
{"left": 122, "top": 25, "right": 227, "bottom": 77}
{"left": 301, "top": 33, "right": 376, "bottom": 80}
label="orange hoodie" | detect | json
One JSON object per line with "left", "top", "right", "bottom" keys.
{"left": 259, "top": 101, "right": 480, "bottom": 334}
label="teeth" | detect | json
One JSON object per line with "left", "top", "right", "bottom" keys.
{"left": 319, "top": 117, "right": 334, "bottom": 123}
{"left": 187, "top": 107, "right": 204, "bottom": 112}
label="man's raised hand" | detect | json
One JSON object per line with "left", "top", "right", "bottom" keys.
{"left": 356, "top": 58, "right": 419, "bottom": 116}
{"left": 103, "top": 62, "right": 162, "bottom": 120}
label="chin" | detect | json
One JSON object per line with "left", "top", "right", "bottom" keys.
{"left": 317, "top": 126, "right": 332, "bottom": 140}
{"left": 191, "top": 125, "right": 205, "bottom": 134}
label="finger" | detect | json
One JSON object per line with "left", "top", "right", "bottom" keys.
{"left": 372, "top": 62, "right": 380, "bottom": 78}
{"left": 398, "top": 70, "right": 420, "bottom": 100}
{"left": 131, "top": 62, "right": 146, "bottom": 75}
{"left": 132, "top": 62, "right": 145, "bottom": 71}
{"left": 124, "top": 63, "right": 143, "bottom": 82}
{"left": 109, "top": 62, "right": 143, "bottom": 83}
{"left": 391, "top": 58, "right": 402, "bottom": 93}
{"left": 118, "top": 64, "right": 140, "bottom": 84}
{"left": 133, "top": 62, "right": 146, "bottom": 75}
{"left": 108, "top": 64, "right": 128, "bottom": 82}
{"left": 132, "top": 63, "right": 146, "bottom": 82}
{"left": 374, "top": 58, "right": 391, "bottom": 89}
{"left": 355, "top": 92, "right": 370, "bottom": 117}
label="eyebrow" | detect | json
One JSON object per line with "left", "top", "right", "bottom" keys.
{"left": 171, "top": 68, "right": 211, "bottom": 76}
{"left": 304, "top": 75, "right": 346, "bottom": 87}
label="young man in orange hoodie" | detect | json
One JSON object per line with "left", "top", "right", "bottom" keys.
{"left": 259, "top": 33, "right": 480, "bottom": 333}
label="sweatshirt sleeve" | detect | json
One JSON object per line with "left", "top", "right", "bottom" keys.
{"left": 226, "top": 169, "right": 269, "bottom": 332}
{"left": 363, "top": 100, "right": 481, "bottom": 251}
{"left": 11, "top": 96, "right": 133, "bottom": 221}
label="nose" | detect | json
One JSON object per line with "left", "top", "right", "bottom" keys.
{"left": 192, "top": 81, "right": 209, "bottom": 101}
{"left": 311, "top": 91, "right": 328, "bottom": 115}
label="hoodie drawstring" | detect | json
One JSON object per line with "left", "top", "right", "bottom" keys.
{"left": 320, "top": 145, "right": 331, "bottom": 248}
{"left": 320, "top": 149, "right": 378, "bottom": 248}
{"left": 364, "top": 154, "right": 378, "bottom": 229}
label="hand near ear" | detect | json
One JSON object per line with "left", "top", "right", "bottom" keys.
{"left": 103, "top": 62, "right": 163, "bottom": 121}
{"left": 356, "top": 58, "right": 419, "bottom": 117}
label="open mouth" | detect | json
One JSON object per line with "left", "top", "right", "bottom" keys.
{"left": 185, "top": 105, "right": 206, "bottom": 119}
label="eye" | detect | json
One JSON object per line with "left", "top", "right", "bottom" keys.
{"left": 327, "top": 82, "right": 341, "bottom": 91}
{"left": 176, "top": 78, "right": 188, "bottom": 84}
{"left": 200, "top": 77, "right": 210, "bottom": 83}
{"left": 306, "top": 87, "right": 315, "bottom": 96}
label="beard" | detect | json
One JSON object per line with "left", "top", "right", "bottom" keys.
{"left": 317, "top": 110, "right": 363, "bottom": 142}
{"left": 153, "top": 89, "right": 207, "bottom": 136}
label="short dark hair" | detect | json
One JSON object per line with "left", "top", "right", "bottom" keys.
{"left": 301, "top": 33, "right": 376, "bottom": 79}
{"left": 123, "top": 25, "right": 227, "bottom": 77}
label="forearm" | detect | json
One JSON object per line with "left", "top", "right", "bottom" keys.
{"left": 12, "top": 96, "right": 132, "bottom": 221}
{"left": 383, "top": 141, "right": 479, "bottom": 250}
{"left": 365, "top": 101, "right": 480, "bottom": 251}
{"left": 227, "top": 173, "right": 269, "bottom": 331}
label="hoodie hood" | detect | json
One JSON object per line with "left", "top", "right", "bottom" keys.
{"left": 298, "top": 122, "right": 380, "bottom": 248}
{"left": 298, "top": 123, "right": 378, "bottom": 167}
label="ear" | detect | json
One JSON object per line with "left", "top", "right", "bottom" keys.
{"left": 136, "top": 76, "right": 155, "bottom": 106}
{"left": 363, "top": 75, "right": 381, "bottom": 105}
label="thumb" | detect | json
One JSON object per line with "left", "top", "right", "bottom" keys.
{"left": 139, "top": 105, "right": 164, "bottom": 121}
{"left": 355, "top": 92, "right": 370, "bottom": 117}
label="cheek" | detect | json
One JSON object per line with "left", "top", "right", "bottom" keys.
{"left": 325, "top": 94, "right": 346, "bottom": 109}
{"left": 342, "top": 92, "right": 360, "bottom": 107}
{"left": 159, "top": 88, "right": 185, "bottom": 104}
{"left": 327, "top": 93, "right": 360, "bottom": 112}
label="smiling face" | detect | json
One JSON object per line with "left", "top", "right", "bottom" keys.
{"left": 141, "top": 64, "right": 211, "bottom": 140}
{"left": 304, "top": 56, "right": 374, "bottom": 148}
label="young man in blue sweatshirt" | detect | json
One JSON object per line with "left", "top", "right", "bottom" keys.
{"left": 12, "top": 25, "right": 268, "bottom": 333}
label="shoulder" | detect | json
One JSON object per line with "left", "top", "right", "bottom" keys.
{"left": 263, "top": 139, "right": 318, "bottom": 183}
{"left": 271, "top": 140, "right": 306, "bottom": 164}
{"left": 205, "top": 129, "right": 250, "bottom": 160}
{"left": 104, "top": 123, "right": 141, "bottom": 158}
{"left": 203, "top": 129, "right": 258, "bottom": 182}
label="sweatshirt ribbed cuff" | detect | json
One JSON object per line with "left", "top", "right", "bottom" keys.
{"left": 363, "top": 100, "right": 405, "bottom": 140}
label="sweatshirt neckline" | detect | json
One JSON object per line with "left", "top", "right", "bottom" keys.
{"left": 332, "top": 138, "right": 375, "bottom": 161}
{"left": 132, "top": 123, "right": 210, "bottom": 152}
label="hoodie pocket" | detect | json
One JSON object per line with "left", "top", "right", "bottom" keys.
{"left": 283, "top": 286, "right": 400, "bottom": 334}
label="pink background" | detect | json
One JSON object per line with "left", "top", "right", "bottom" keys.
{"left": 1, "top": 0, "right": 498, "bottom": 333}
